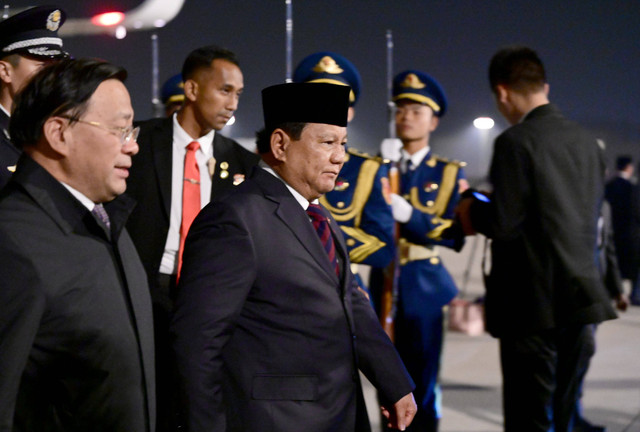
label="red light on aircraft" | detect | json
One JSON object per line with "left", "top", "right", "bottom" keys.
{"left": 91, "top": 12, "right": 125, "bottom": 27}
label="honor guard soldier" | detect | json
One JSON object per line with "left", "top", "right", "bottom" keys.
{"left": 293, "top": 51, "right": 395, "bottom": 291}
{"left": 388, "top": 70, "right": 467, "bottom": 431}
{"left": 0, "top": 5, "right": 68, "bottom": 188}
{"left": 160, "top": 73, "right": 185, "bottom": 118}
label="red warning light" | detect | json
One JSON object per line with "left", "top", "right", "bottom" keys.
{"left": 91, "top": 12, "right": 125, "bottom": 27}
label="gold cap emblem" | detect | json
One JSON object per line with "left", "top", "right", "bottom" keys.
{"left": 312, "top": 56, "right": 344, "bottom": 75}
{"left": 46, "top": 10, "right": 62, "bottom": 31}
{"left": 400, "top": 73, "right": 426, "bottom": 89}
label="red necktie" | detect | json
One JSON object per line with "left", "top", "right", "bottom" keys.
{"left": 177, "top": 141, "right": 201, "bottom": 279}
{"left": 307, "top": 203, "right": 339, "bottom": 277}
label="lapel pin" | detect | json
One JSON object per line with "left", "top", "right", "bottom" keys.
{"left": 207, "top": 157, "right": 216, "bottom": 177}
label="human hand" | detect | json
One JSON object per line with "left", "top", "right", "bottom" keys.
{"left": 380, "top": 392, "right": 417, "bottom": 431}
{"left": 454, "top": 196, "right": 476, "bottom": 235}
{"left": 615, "top": 293, "right": 629, "bottom": 312}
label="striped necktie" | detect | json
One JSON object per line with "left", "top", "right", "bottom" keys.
{"left": 307, "top": 203, "right": 339, "bottom": 277}
{"left": 92, "top": 203, "right": 111, "bottom": 229}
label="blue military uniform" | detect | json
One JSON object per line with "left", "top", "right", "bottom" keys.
{"left": 396, "top": 151, "right": 465, "bottom": 426}
{"left": 320, "top": 147, "right": 394, "bottom": 268}
{"left": 294, "top": 52, "right": 395, "bottom": 277}
{"left": 392, "top": 70, "right": 466, "bottom": 431}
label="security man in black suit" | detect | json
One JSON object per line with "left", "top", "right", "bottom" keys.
{"left": 125, "top": 45, "right": 259, "bottom": 431}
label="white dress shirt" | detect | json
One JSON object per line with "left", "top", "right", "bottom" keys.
{"left": 160, "top": 113, "right": 215, "bottom": 275}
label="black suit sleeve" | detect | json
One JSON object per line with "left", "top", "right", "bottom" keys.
{"left": 350, "top": 276, "right": 415, "bottom": 405}
{"left": 601, "top": 202, "right": 624, "bottom": 297}
{"left": 171, "top": 201, "right": 257, "bottom": 432}
{"left": 473, "top": 133, "right": 532, "bottom": 240}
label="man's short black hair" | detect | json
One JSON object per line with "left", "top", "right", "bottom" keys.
{"left": 616, "top": 155, "right": 633, "bottom": 171}
{"left": 9, "top": 58, "right": 127, "bottom": 149}
{"left": 255, "top": 123, "right": 306, "bottom": 154}
{"left": 181, "top": 45, "right": 239, "bottom": 81}
{"left": 489, "top": 45, "right": 547, "bottom": 94}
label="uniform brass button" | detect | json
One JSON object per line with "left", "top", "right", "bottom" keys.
{"left": 220, "top": 161, "right": 229, "bottom": 170}
{"left": 430, "top": 257, "right": 439, "bottom": 265}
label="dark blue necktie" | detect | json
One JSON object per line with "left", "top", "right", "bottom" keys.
{"left": 401, "top": 158, "right": 416, "bottom": 194}
{"left": 307, "top": 203, "right": 339, "bottom": 277}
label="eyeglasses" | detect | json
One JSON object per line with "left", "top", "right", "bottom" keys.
{"left": 64, "top": 117, "right": 140, "bottom": 146}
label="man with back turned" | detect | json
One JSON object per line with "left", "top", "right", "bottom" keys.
{"left": 455, "top": 46, "right": 617, "bottom": 432}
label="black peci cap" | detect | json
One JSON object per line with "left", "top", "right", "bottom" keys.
{"left": 262, "top": 82, "right": 350, "bottom": 130}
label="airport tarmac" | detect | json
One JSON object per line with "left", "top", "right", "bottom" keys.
{"left": 362, "top": 236, "right": 640, "bottom": 432}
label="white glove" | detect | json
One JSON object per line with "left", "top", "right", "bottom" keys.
{"left": 380, "top": 138, "right": 403, "bottom": 162}
{"left": 390, "top": 193, "right": 412, "bottom": 223}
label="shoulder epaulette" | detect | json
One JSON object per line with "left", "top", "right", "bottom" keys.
{"left": 431, "top": 153, "right": 467, "bottom": 167}
{"left": 347, "top": 147, "right": 385, "bottom": 163}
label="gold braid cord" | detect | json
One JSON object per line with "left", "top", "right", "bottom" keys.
{"left": 408, "top": 161, "right": 459, "bottom": 240}
{"left": 320, "top": 156, "right": 383, "bottom": 263}
{"left": 320, "top": 158, "right": 380, "bottom": 226}
{"left": 340, "top": 225, "right": 387, "bottom": 263}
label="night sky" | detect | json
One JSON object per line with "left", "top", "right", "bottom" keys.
{"left": 8, "top": 0, "right": 640, "bottom": 183}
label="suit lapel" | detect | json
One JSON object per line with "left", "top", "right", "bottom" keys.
{"left": 210, "top": 133, "right": 234, "bottom": 199}
{"left": 276, "top": 197, "right": 340, "bottom": 285}
{"left": 254, "top": 168, "right": 340, "bottom": 285}
{"left": 151, "top": 119, "right": 174, "bottom": 219}
{"left": 328, "top": 214, "right": 348, "bottom": 286}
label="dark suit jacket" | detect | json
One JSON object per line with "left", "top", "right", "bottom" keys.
{"left": 471, "top": 104, "right": 616, "bottom": 337}
{"left": 0, "top": 109, "right": 20, "bottom": 189}
{"left": 605, "top": 175, "right": 637, "bottom": 279}
{"left": 126, "top": 117, "right": 260, "bottom": 286}
{"left": 171, "top": 166, "right": 414, "bottom": 432}
{"left": 0, "top": 155, "right": 155, "bottom": 431}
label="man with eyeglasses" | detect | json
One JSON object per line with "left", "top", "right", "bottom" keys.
{"left": 0, "top": 58, "right": 155, "bottom": 432}
{"left": 0, "top": 5, "right": 70, "bottom": 189}
{"left": 125, "top": 44, "right": 259, "bottom": 432}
